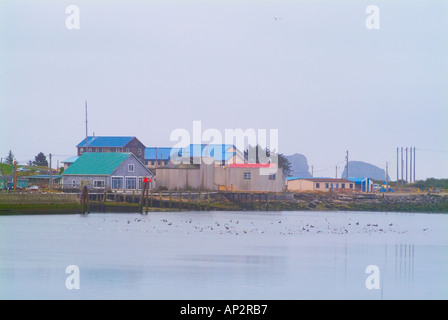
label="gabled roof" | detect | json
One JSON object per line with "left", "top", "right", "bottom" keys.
{"left": 76, "top": 136, "right": 136, "bottom": 148}
{"left": 63, "top": 153, "right": 132, "bottom": 176}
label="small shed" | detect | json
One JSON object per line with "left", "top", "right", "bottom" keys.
{"left": 348, "top": 177, "right": 374, "bottom": 192}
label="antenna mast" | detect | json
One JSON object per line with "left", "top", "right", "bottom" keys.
{"left": 85, "top": 101, "right": 88, "bottom": 150}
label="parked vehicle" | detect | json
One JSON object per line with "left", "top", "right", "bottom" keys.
{"left": 27, "top": 185, "right": 39, "bottom": 191}
{"left": 372, "top": 184, "right": 381, "bottom": 192}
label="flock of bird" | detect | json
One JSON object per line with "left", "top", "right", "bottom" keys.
{"left": 94, "top": 215, "right": 413, "bottom": 236}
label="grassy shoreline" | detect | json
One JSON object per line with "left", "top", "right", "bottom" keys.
{"left": 1, "top": 192, "right": 447, "bottom": 215}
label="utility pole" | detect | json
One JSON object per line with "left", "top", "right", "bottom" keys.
{"left": 311, "top": 165, "right": 313, "bottom": 177}
{"left": 401, "top": 147, "right": 404, "bottom": 185}
{"left": 49, "top": 153, "right": 52, "bottom": 190}
{"left": 410, "top": 147, "right": 413, "bottom": 183}
{"left": 405, "top": 147, "right": 408, "bottom": 183}
{"left": 396, "top": 147, "right": 399, "bottom": 183}
{"left": 85, "top": 101, "right": 89, "bottom": 151}
{"left": 386, "top": 161, "right": 388, "bottom": 184}
{"left": 413, "top": 147, "right": 416, "bottom": 182}
{"left": 335, "top": 166, "right": 338, "bottom": 179}
{"left": 345, "top": 150, "right": 349, "bottom": 180}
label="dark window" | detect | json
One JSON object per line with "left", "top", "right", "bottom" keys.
{"left": 269, "top": 174, "right": 276, "bottom": 180}
{"left": 244, "top": 172, "right": 251, "bottom": 180}
{"left": 350, "top": 184, "right": 353, "bottom": 189}
{"left": 316, "top": 183, "right": 320, "bottom": 189}
{"left": 325, "top": 183, "right": 329, "bottom": 188}
{"left": 94, "top": 180, "right": 105, "bottom": 188}
{"left": 342, "top": 183, "right": 345, "bottom": 189}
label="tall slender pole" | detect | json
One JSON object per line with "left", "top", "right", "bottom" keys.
{"left": 335, "top": 166, "right": 338, "bottom": 179}
{"left": 397, "top": 147, "right": 399, "bottom": 182}
{"left": 401, "top": 147, "right": 404, "bottom": 185}
{"left": 413, "top": 147, "right": 416, "bottom": 182}
{"left": 345, "top": 150, "right": 349, "bottom": 180}
{"left": 386, "top": 161, "right": 388, "bottom": 184}
{"left": 85, "top": 101, "right": 89, "bottom": 151}
{"left": 405, "top": 147, "right": 408, "bottom": 183}
{"left": 311, "top": 165, "right": 313, "bottom": 177}
{"left": 49, "top": 153, "right": 52, "bottom": 190}
{"left": 410, "top": 147, "right": 413, "bottom": 183}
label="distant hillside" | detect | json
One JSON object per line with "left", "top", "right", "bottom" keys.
{"left": 285, "top": 153, "right": 312, "bottom": 177}
{"left": 0, "top": 163, "right": 12, "bottom": 176}
{"left": 341, "top": 161, "right": 390, "bottom": 181}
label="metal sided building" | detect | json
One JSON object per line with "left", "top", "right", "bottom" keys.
{"left": 348, "top": 177, "right": 374, "bottom": 192}
{"left": 62, "top": 152, "right": 152, "bottom": 192}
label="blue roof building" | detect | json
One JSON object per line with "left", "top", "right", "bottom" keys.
{"left": 144, "top": 144, "right": 246, "bottom": 167}
{"left": 76, "top": 136, "right": 146, "bottom": 163}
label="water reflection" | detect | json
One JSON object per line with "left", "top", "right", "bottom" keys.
{"left": 393, "top": 243, "right": 415, "bottom": 297}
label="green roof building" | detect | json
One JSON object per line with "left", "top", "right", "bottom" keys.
{"left": 62, "top": 153, "right": 152, "bottom": 191}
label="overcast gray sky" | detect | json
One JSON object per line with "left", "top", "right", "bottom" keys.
{"left": 1, "top": 0, "right": 447, "bottom": 179}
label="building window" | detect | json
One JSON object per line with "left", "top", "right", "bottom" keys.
{"left": 72, "top": 180, "right": 76, "bottom": 188}
{"left": 101, "top": 148, "right": 104, "bottom": 152}
{"left": 95, "top": 148, "right": 99, "bottom": 152}
{"left": 125, "top": 177, "right": 137, "bottom": 190}
{"left": 151, "top": 161, "right": 155, "bottom": 166}
{"left": 164, "top": 161, "right": 168, "bottom": 165}
{"left": 269, "top": 174, "right": 276, "bottom": 180}
{"left": 111, "top": 177, "right": 124, "bottom": 190}
{"left": 126, "top": 148, "right": 130, "bottom": 153}
{"left": 325, "top": 183, "right": 329, "bottom": 188}
{"left": 128, "top": 164, "right": 135, "bottom": 172}
{"left": 94, "top": 180, "right": 105, "bottom": 188}
{"left": 243, "top": 172, "right": 251, "bottom": 180}
{"left": 105, "top": 148, "right": 110, "bottom": 152}
{"left": 138, "top": 177, "right": 143, "bottom": 190}
{"left": 316, "top": 183, "right": 320, "bottom": 189}
{"left": 80, "top": 148, "right": 84, "bottom": 154}
{"left": 138, "top": 148, "right": 142, "bottom": 155}
{"left": 342, "top": 183, "right": 345, "bottom": 189}
{"left": 350, "top": 183, "right": 353, "bottom": 189}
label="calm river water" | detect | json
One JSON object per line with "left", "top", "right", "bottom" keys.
{"left": 0, "top": 210, "right": 447, "bottom": 299}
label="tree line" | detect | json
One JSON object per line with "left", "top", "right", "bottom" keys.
{"left": 2, "top": 151, "right": 48, "bottom": 167}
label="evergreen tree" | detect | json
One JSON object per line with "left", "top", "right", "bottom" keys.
{"left": 5, "top": 150, "right": 15, "bottom": 165}
{"left": 33, "top": 152, "right": 48, "bottom": 167}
